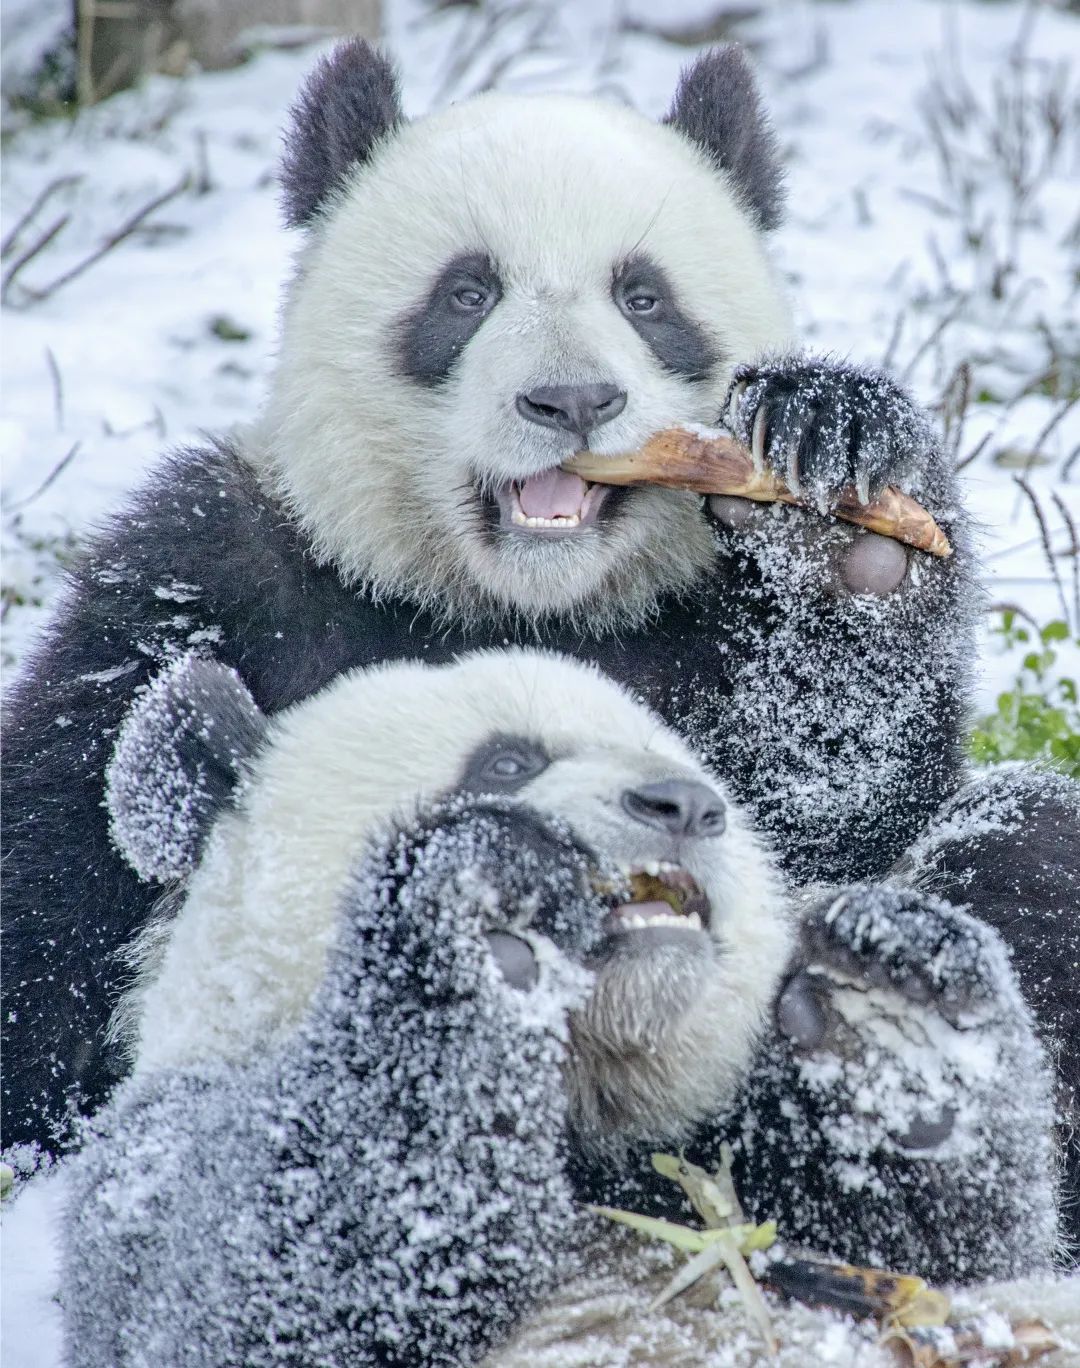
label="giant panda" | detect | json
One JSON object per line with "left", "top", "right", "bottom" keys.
{"left": 61, "top": 649, "right": 1059, "bottom": 1367}
{"left": 2, "top": 38, "right": 1077, "bottom": 1240}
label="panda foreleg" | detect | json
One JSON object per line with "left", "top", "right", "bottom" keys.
{"left": 890, "top": 764, "right": 1080, "bottom": 1256}
{"left": 63, "top": 800, "right": 596, "bottom": 1366}
{"left": 726, "top": 885, "right": 1059, "bottom": 1285}
{"left": 690, "top": 355, "right": 976, "bottom": 889}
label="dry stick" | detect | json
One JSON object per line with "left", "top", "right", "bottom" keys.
{"left": 955, "top": 430, "right": 992, "bottom": 472}
{"left": 0, "top": 215, "right": 71, "bottom": 305}
{"left": 45, "top": 347, "right": 64, "bottom": 431}
{"left": 21, "top": 175, "right": 190, "bottom": 306}
{"left": 6, "top": 442, "right": 82, "bottom": 511}
{"left": 1050, "top": 490, "right": 1080, "bottom": 629}
{"left": 1009, "top": 393, "right": 1079, "bottom": 520}
{"left": 1, "top": 175, "right": 83, "bottom": 259}
{"left": 1014, "top": 474, "right": 1071, "bottom": 626}
{"left": 899, "top": 294, "right": 967, "bottom": 384}
{"left": 565, "top": 429, "right": 953, "bottom": 558}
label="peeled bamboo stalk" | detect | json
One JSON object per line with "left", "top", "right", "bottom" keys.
{"left": 564, "top": 428, "right": 952, "bottom": 558}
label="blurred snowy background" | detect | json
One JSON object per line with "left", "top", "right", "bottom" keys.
{"left": 1, "top": 2, "right": 1078, "bottom": 1362}
{"left": 2, "top": 0, "right": 1079, "bottom": 710}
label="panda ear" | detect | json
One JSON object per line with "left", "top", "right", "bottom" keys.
{"left": 664, "top": 44, "right": 786, "bottom": 232}
{"left": 106, "top": 654, "right": 267, "bottom": 884}
{"left": 280, "top": 37, "right": 403, "bottom": 229}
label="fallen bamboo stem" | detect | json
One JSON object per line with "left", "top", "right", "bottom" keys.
{"left": 564, "top": 428, "right": 952, "bottom": 558}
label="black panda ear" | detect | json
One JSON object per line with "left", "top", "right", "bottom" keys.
{"left": 280, "top": 37, "right": 403, "bottom": 229}
{"left": 106, "top": 654, "right": 267, "bottom": 884}
{"left": 664, "top": 44, "right": 786, "bottom": 232}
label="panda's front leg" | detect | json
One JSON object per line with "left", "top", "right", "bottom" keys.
{"left": 694, "top": 355, "right": 973, "bottom": 887}
{"left": 63, "top": 800, "right": 602, "bottom": 1368}
{"left": 727, "top": 885, "right": 1059, "bottom": 1285}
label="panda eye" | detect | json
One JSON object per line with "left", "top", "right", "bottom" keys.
{"left": 488, "top": 753, "right": 528, "bottom": 778}
{"left": 625, "top": 294, "right": 659, "bottom": 314}
{"left": 462, "top": 736, "right": 551, "bottom": 793}
{"left": 481, "top": 747, "right": 545, "bottom": 783}
{"left": 452, "top": 285, "right": 489, "bottom": 311}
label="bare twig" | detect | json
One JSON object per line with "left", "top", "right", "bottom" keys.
{"left": 899, "top": 296, "right": 967, "bottom": 383}
{"left": 881, "top": 307, "right": 906, "bottom": 373}
{"left": 1050, "top": 491, "right": 1080, "bottom": 628}
{"left": 1014, "top": 474, "right": 1071, "bottom": 625}
{"left": 1, "top": 175, "right": 83, "bottom": 259}
{"left": 6, "top": 442, "right": 82, "bottom": 511}
{"left": 16, "top": 175, "right": 190, "bottom": 306}
{"left": 1010, "top": 394, "right": 1079, "bottom": 517}
{"left": 1, "top": 215, "right": 72, "bottom": 305}
{"left": 955, "top": 431, "right": 992, "bottom": 472}
{"left": 987, "top": 600, "right": 1044, "bottom": 632}
{"left": 45, "top": 347, "right": 65, "bottom": 430}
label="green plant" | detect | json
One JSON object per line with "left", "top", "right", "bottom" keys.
{"left": 969, "top": 611, "right": 1080, "bottom": 777}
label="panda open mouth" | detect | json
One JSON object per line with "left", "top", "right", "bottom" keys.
{"left": 593, "top": 862, "right": 711, "bottom": 934}
{"left": 493, "top": 468, "right": 612, "bottom": 535}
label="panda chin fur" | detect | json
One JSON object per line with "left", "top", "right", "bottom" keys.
{"left": 119, "top": 648, "right": 789, "bottom": 1148}
{"left": 247, "top": 88, "right": 793, "bottom": 626}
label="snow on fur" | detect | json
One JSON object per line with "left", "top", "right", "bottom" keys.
{"left": 64, "top": 799, "right": 597, "bottom": 1367}
{"left": 106, "top": 652, "right": 264, "bottom": 883}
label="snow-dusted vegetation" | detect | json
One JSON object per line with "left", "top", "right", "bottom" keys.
{"left": 2, "top": 1, "right": 1078, "bottom": 1364}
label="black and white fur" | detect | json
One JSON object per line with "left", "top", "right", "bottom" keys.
{"left": 3, "top": 41, "right": 1077, "bottom": 1248}
{"left": 110, "top": 649, "right": 787, "bottom": 1148}
{"left": 62, "top": 653, "right": 1058, "bottom": 1367}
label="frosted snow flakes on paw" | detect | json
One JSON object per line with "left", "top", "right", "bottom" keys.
{"left": 105, "top": 653, "right": 261, "bottom": 883}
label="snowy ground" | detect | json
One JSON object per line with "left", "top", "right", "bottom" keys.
{"left": 1, "top": 1, "right": 1078, "bottom": 1364}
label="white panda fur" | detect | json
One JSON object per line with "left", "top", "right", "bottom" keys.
{"left": 119, "top": 648, "right": 789, "bottom": 1145}
{"left": 249, "top": 92, "right": 794, "bottom": 626}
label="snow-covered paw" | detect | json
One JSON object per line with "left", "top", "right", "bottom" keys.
{"left": 774, "top": 886, "right": 1028, "bottom": 1155}
{"left": 722, "top": 357, "right": 935, "bottom": 505}
{"left": 795, "top": 885, "right": 1011, "bottom": 1022}
{"left": 383, "top": 799, "right": 602, "bottom": 1002}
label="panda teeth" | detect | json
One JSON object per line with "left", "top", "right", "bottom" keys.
{"left": 510, "top": 508, "right": 582, "bottom": 529}
{"left": 619, "top": 909, "right": 703, "bottom": 931}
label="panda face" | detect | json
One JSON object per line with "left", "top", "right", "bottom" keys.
{"left": 125, "top": 650, "right": 789, "bottom": 1145}
{"left": 255, "top": 92, "right": 793, "bottom": 627}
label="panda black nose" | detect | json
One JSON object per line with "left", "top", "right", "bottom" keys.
{"left": 621, "top": 780, "right": 727, "bottom": 839}
{"left": 516, "top": 383, "right": 627, "bottom": 439}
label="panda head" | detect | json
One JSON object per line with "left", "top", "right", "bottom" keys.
{"left": 110, "top": 650, "right": 789, "bottom": 1148}
{"left": 252, "top": 40, "right": 793, "bottom": 629}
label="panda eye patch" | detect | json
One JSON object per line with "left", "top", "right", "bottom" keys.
{"left": 612, "top": 253, "right": 720, "bottom": 384}
{"left": 460, "top": 735, "right": 550, "bottom": 793}
{"left": 397, "top": 251, "right": 503, "bottom": 387}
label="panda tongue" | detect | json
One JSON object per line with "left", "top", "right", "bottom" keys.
{"left": 518, "top": 469, "right": 588, "bottom": 519}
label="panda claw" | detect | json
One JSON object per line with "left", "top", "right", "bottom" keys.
{"left": 750, "top": 405, "right": 768, "bottom": 473}
{"left": 786, "top": 444, "right": 803, "bottom": 498}
{"left": 727, "top": 378, "right": 748, "bottom": 428}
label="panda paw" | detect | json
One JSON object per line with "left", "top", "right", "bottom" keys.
{"left": 779, "top": 885, "right": 1013, "bottom": 1038}
{"left": 722, "top": 356, "right": 937, "bottom": 506}
{"left": 773, "top": 886, "right": 1040, "bottom": 1158}
{"left": 371, "top": 797, "right": 602, "bottom": 1000}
